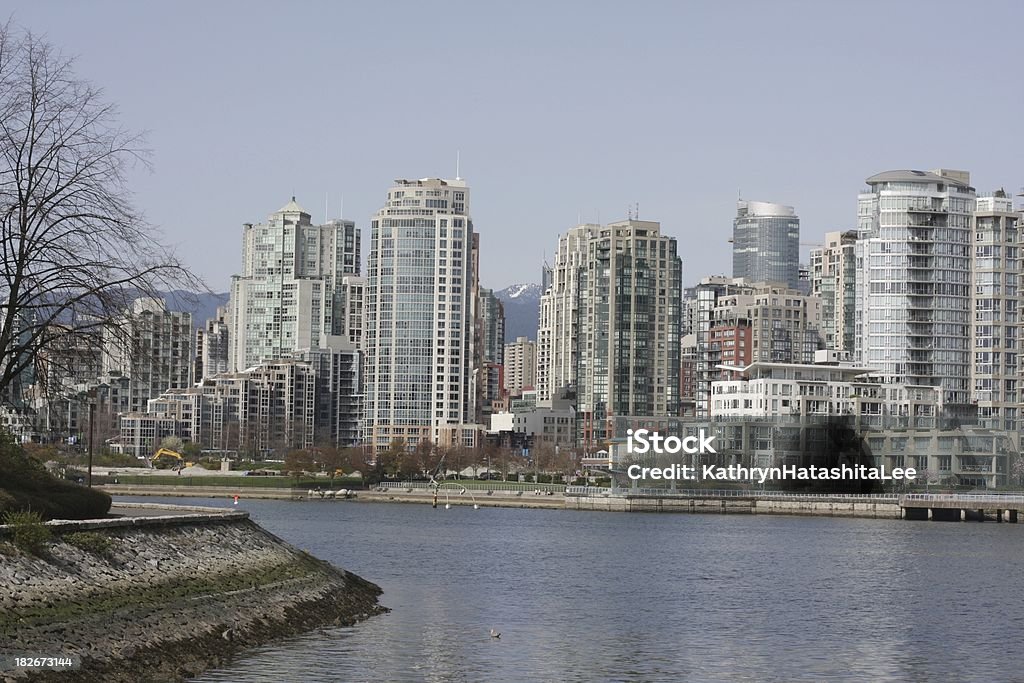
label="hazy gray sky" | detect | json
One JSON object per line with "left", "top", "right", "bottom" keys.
{"left": 11, "top": 1, "right": 1024, "bottom": 292}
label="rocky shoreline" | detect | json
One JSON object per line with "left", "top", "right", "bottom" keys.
{"left": 0, "top": 506, "right": 387, "bottom": 682}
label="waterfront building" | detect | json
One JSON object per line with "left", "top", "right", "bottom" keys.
{"left": 970, "top": 191, "right": 1021, "bottom": 435}
{"left": 709, "top": 354, "right": 1009, "bottom": 489}
{"left": 227, "top": 199, "right": 360, "bottom": 372}
{"left": 810, "top": 230, "right": 858, "bottom": 354}
{"left": 854, "top": 169, "right": 975, "bottom": 406}
{"left": 574, "top": 219, "right": 682, "bottom": 446}
{"left": 732, "top": 200, "right": 800, "bottom": 288}
{"left": 504, "top": 336, "right": 536, "bottom": 397}
{"left": 692, "top": 276, "right": 822, "bottom": 418}
{"left": 362, "top": 178, "right": 480, "bottom": 450}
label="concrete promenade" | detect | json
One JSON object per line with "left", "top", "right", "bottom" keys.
{"left": 99, "top": 484, "right": 1024, "bottom": 522}
{"left": 100, "top": 484, "right": 566, "bottom": 509}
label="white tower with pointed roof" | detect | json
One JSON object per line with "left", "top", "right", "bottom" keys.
{"left": 227, "top": 198, "right": 360, "bottom": 372}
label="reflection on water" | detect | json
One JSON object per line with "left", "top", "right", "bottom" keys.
{"left": 118, "top": 497, "right": 1024, "bottom": 683}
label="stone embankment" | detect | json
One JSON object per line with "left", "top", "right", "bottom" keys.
{"left": 0, "top": 503, "right": 386, "bottom": 682}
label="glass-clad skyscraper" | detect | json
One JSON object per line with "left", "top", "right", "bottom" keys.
{"left": 732, "top": 200, "right": 800, "bottom": 287}
{"left": 363, "top": 178, "right": 478, "bottom": 449}
{"left": 227, "top": 199, "right": 360, "bottom": 372}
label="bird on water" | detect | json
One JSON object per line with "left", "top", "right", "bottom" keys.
{"left": 489, "top": 629, "right": 501, "bottom": 639}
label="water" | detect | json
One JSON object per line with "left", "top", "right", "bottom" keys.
{"left": 118, "top": 496, "right": 1024, "bottom": 682}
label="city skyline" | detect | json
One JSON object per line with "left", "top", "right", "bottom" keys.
{"left": 6, "top": 1, "right": 1024, "bottom": 292}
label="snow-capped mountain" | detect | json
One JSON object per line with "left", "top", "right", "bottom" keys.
{"left": 493, "top": 283, "right": 542, "bottom": 342}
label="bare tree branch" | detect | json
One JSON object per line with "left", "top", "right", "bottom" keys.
{"left": 0, "top": 22, "right": 202, "bottom": 406}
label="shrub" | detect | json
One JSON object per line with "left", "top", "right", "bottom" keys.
{"left": 2, "top": 509, "right": 52, "bottom": 554}
{"left": 0, "top": 431, "right": 112, "bottom": 520}
{"left": 63, "top": 531, "right": 113, "bottom": 556}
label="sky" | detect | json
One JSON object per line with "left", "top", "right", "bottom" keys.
{"left": 9, "top": 1, "right": 1024, "bottom": 293}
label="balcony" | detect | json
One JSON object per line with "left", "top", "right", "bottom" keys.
{"left": 907, "top": 257, "right": 932, "bottom": 270}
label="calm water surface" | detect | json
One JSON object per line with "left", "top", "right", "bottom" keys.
{"left": 118, "top": 496, "right": 1024, "bottom": 682}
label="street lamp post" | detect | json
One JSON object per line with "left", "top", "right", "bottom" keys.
{"left": 87, "top": 399, "right": 96, "bottom": 488}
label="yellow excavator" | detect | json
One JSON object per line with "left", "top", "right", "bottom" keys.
{"left": 151, "top": 448, "right": 193, "bottom": 469}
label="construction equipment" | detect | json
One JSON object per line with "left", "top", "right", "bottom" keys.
{"left": 150, "top": 448, "right": 193, "bottom": 469}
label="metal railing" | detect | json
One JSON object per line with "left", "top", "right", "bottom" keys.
{"left": 566, "top": 486, "right": 612, "bottom": 496}
{"left": 565, "top": 486, "right": 899, "bottom": 503}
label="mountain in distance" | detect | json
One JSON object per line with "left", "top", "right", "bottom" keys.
{"left": 158, "top": 284, "right": 542, "bottom": 339}
{"left": 161, "top": 290, "right": 230, "bottom": 329}
{"left": 493, "top": 283, "right": 542, "bottom": 343}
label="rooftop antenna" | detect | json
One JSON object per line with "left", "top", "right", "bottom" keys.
{"left": 456, "top": 151, "right": 461, "bottom": 181}
{"left": 340, "top": 194, "right": 344, "bottom": 220}
{"left": 325, "top": 192, "right": 329, "bottom": 223}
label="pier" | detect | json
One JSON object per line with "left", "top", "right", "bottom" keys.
{"left": 898, "top": 493, "right": 1024, "bottom": 522}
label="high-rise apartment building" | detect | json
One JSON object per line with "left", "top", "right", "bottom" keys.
{"left": 478, "top": 287, "right": 505, "bottom": 414}
{"left": 102, "top": 297, "right": 193, "bottom": 414}
{"left": 575, "top": 219, "right": 682, "bottom": 445}
{"left": 536, "top": 224, "right": 598, "bottom": 405}
{"left": 363, "top": 178, "right": 480, "bottom": 449}
{"left": 338, "top": 275, "right": 366, "bottom": 349}
{"left": 810, "top": 230, "right": 858, "bottom": 354}
{"left": 504, "top": 336, "right": 536, "bottom": 397}
{"left": 732, "top": 200, "right": 800, "bottom": 287}
{"left": 479, "top": 288, "right": 505, "bottom": 368}
{"left": 855, "top": 169, "right": 974, "bottom": 405}
{"left": 970, "top": 191, "right": 1020, "bottom": 433}
{"left": 195, "top": 306, "right": 229, "bottom": 382}
{"left": 119, "top": 341, "right": 362, "bottom": 458}
{"left": 227, "top": 199, "right": 360, "bottom": 372}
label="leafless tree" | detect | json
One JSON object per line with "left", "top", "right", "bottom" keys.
{"left": 0, "top": 23, "right": 199, "bottom": 405}
{"left": 1011, "top": 457, "right": 1024, "bottom": 487}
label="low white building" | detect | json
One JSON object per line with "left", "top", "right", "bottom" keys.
{"left": 488, "top": 392, "right": 575, "bottom": 448}
{"left": 709, "top": 353, "right": 1012, "bottom": 488}
{"left": 710, "top": 353, "right": 942, "bottom": 428}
